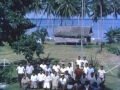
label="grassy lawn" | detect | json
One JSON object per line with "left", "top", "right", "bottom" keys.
{"left": 0, "top": 41, "right": 120, "bottom": 90}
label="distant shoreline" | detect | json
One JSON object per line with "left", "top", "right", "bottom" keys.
{"left": 29, "top": 18, "right": 120, "bottom": 20}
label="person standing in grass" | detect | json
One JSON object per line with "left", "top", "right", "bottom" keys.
{"left": 16, "top": 63, "right": 25, "bottom": 88}
{"left": 53, "top": 61, "right": 60, "bottom": 75}
{"left": 66, "top": 63, "right": 73, "bottom": 77}
{"left": 30, "top": 71, "right": 38, "bottom": 89}
{"left": 51, "top": 71, "right": 59, "bottom": 90}
{"left": 40, "top": 61, "right": 47, "bottom": 71}
{"left": 37, "top": 70, "right": 45, "bottom": 89}
{"left": 87, "top": 64, "right": 94, "bottom": 79}
{"left": 45, "top": 64, "right": 52, "bottom": 75}
{"left": 98, "top": 65, "right": 105, "bottom": 83}
{"left": 66, "top": 74, "right": 75, "bottom": 90}
{"left": 75, "top": 56, "right": 83, "bottom": 68}
{"left": 21, "top": 74, "right": 30, "bottom": 90}
{"left": 43, "top": 71, "right": 52, "bottom": 90}
{"left": 59, "top": 75, "right": 67, "bottom": 90}
{"left": 83, "top": 63, "right": 89, "bottom": 75}
{"left": 34, "top": 63, "right": 43, "bottom": 75}
{"left": 83, "top": 56, "right": 88, "bottom": 67}
{"left": 74, "top": 65, "right": 83, "bottom": 80}
{"left": 26, "top": 62, "right": 34, "bottom": 79}
{"left": 60, "top": 64, "right": 66, "bottom": 75}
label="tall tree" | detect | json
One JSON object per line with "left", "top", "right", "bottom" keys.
{"left": 89, "top": 0, "right": 112, "bottom": 52}
{"left": 0, "top": 0, "right": 42, "bottom": 45}
{"left": 110, "top": 0, "right": 120, "bottom": 27}
{"left": 57, "top": 0, "right": 79, "bottom": 26}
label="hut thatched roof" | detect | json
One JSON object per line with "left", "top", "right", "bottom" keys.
{"left": 53, "top": 26, "right": 93, "bottom": 37}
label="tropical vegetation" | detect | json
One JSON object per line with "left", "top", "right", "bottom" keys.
{"left": 12, "top": 35, "right": 44, "bottom": 61}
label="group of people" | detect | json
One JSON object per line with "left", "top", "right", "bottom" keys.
{"left": 16, "top": 56, "right": 105, "bottom": 90}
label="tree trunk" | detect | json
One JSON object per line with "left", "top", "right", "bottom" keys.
{"left": 97, "top": 4, "right": 102, "bottom": 53}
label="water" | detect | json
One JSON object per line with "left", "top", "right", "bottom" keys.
{"left": 26, "top": 19, "right": 120, "bottom": 41}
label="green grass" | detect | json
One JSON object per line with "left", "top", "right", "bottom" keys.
{"left": 1, "top": 41, "right": 120, "bottom": 90}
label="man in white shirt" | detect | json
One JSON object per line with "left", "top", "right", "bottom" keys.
{"left": 83, "top": 63, "right": 89, "bottom": 75}
{"left": 66, "top": 63, "right": 73, "bottom": 77}
{"left": 37, "top": 70, "right": 45, "bottom": 89}
{"left": 98, "top": 65, "right": 105, "bottom": 82}
{"left": 75, "top": 56, "right": 83, "bottom": 68}
{"left": 45, "top": 64, "right": 52, "bottom": 75}
{"left": 30, "top": 71, "right": 38, "bottom": 89}
{"left": 40, "top": 61, "right": 47, "bottom": 71}
{"left": 87, "top": 64, "right": 94, "bottom": 79}
{"left": 51, "top": 71, "right": 59, "bottom": 90}
{"left": 59, "top": 75, "right": 66, "bottom": 90}
{"left": 43, "top": 71, "right": 52, "bottom": 90}
{"left": 60, "top": 64, "right": 66, "bottom": 75}
{"left": 26, "top": 62, "right": 34, "bottom": 79}
{"left": 83, "top": 56, "right": 88, "bottom": 67}
{"left": 16, "top": 63, "right": 25, "bottom": 87}
{"left": 53, "top": 61, "right": 60, "bottom": 74}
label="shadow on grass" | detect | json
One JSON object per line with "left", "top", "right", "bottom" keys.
{"left": 105, "top": 86, "right": 113, "bottom": 90}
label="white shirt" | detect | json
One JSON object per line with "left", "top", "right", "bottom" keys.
{"left": 59, "top": 78, "right": 66, "bottom": 85}
{"left": 40, "top": 64, "right": 47, "bottom": 70}
{"left": 45, "top": 68, "right": 52, "bottom": 74}
{"left": 93, "top": 77, "right": 101, "bottom": 85}
{"left": 87, "top": 68, "right": 94, "bottom": 77}
{"left": 80, "top": 76, "right": 87, "bottom": 85}
{"left": 26, "top": 65, "right": 34, "bottom": 74}
{"left": 60, "top": 68, "right": 66, "bottom": 75}
{"left": 30, "top": 75, "right": 37, "bottom": 81}
{"left": 76, "top": 59, "right": 83, "bottom": 67}
{"left": 53, "top": 65, "right": 60, "bottom": 72}
{"left": 16, "top": 66, "right": 25, "bottom": 74}
{"left": 37, "top": 73, "right": 45, "bottom": 81}
{"left": 43, "top": 75, "right": 51, "bottom": 83}
{"left": 83, "top": 60, "right": 88, "bottom": 67}
{"left": 89, "top": 76, "right": 94, "bottom": 85}
{"left": 66, "top": 67, "right": 73, "bottom": 76}
{"left": 51, "top": 75, "right": 59, "bottom": 86}
{"left": 64, "top": 74, "right": 69, "bottom": 80}
{"left": 98, "top": 69, "right": 105, "bottom": 78}
{"left": 83, "top": 66, "right": 89, "bottom": 75}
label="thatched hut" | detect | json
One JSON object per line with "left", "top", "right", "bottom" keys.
{"left": 53, "top": 26, "right": 93, "bottom": 44}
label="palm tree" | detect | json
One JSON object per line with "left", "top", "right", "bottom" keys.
{"left": 110, "top": 0, "right": 120, "bottom": 28}
{"left": 27, "top": 0, "right": 43, "bottom": 26}
{"left": 89, "top": 0, "right": 112, "bottom": 52}
{"left": 57, "top": 0, "right": 79, "bottom": 26}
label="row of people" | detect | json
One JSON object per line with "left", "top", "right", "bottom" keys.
{"left": 20, "top": 65, "right": 105, "bottom": 90}
{"left": 16, "top": 56, "right": 105, "bottom": 90}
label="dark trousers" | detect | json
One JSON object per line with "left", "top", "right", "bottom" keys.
{"left": 26, "top": 73, "right": 31, "bottom": 79}
{"left": 18, "top": 73, "right": 24, "bottom": 87}
{"left": 38, "top": 81, "right": 43, "bottom": 89}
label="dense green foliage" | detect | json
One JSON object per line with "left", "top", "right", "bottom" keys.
{"left": 32, "top": 28, "right": 49, "bottom": 44}
{"left": 107, "top": 45, "right": 120, "bottom": 56}
{"left": 88, "top": 55, "right": 99, "bottom": 72}
{"left": 12, "top": 35, "right": 44, "bottom": 61}
{"left": 105, "top": 27, "right": 120, "bottom": 44}
{"left": 0, "top": 63, "right": 14, "bottom": 83}
{"left": 0, "top": 0, "right": 43, "bottom": 45}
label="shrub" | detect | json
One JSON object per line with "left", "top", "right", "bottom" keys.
{"left": 88, "top": 55, "right": 100, "bottom": 72}
{"left": 107, "top": 45, "right": 120, "bottom": 56}
{"left": 1, "top": 63, "right": 14, "bottom": 83}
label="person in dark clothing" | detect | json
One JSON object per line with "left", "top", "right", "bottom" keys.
{"left": 66, "top": 74, "right": 75, "bottom": 90}
{"left": 34, "top": 63, "right": 43, "bottom": 75}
